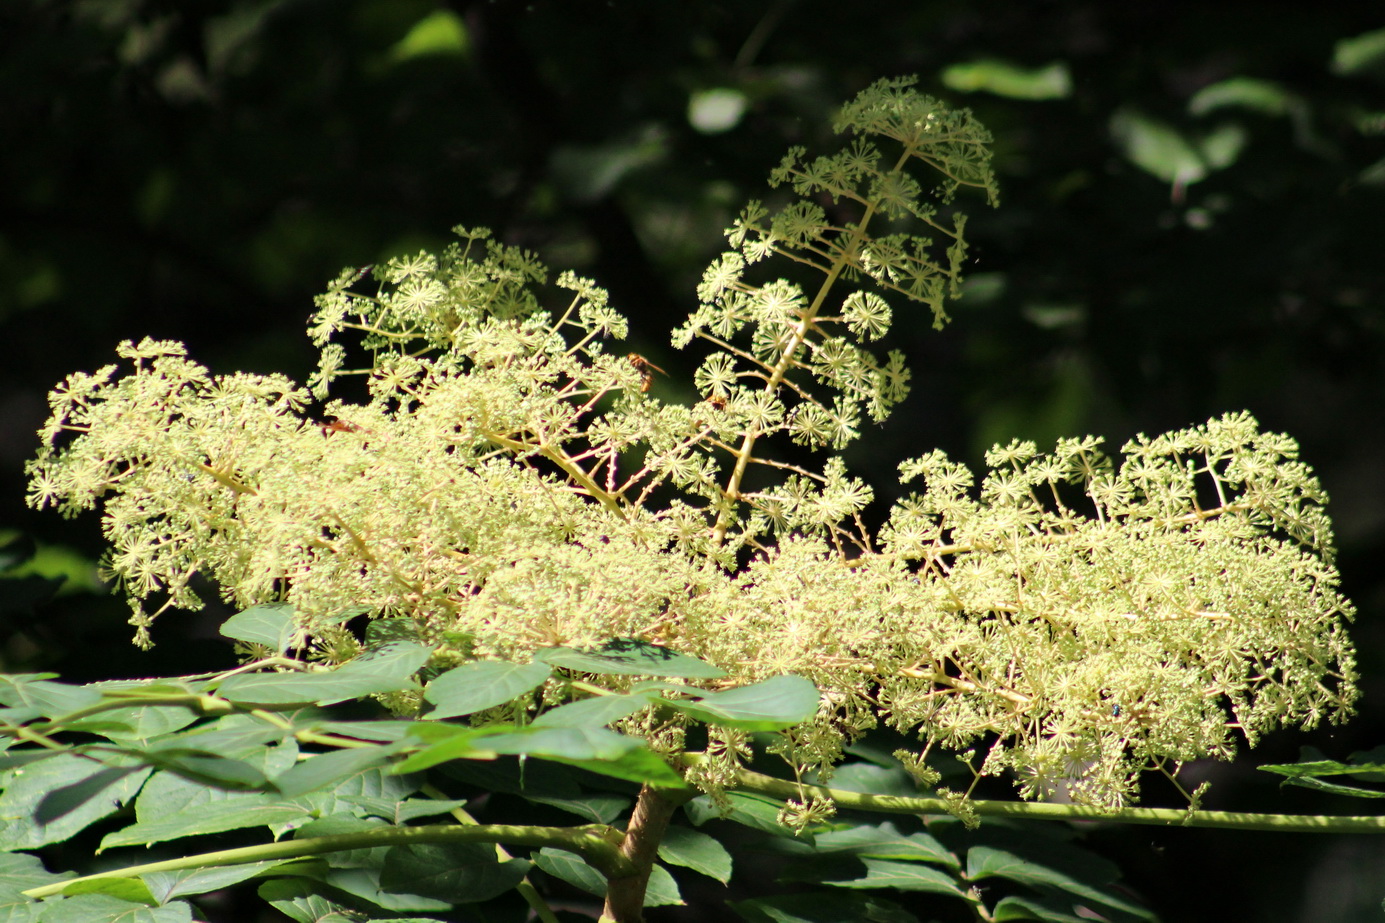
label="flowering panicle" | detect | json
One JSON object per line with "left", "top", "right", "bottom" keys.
{"left": 26, "top": 79, "right": 1355, "bottom": 810}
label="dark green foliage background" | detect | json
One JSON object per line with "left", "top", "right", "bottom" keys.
{"left": 2, "top": 2, "right": 1382, "bottom": 920}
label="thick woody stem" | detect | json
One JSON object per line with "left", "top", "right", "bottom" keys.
{"left": 600, "top": 785, "right": 691, "bottom": 923}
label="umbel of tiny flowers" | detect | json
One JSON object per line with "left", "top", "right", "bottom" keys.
{"left": 26, "top": 77, "right": 1356, "bottom": 811}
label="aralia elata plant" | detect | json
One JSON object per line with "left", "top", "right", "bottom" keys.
{"left": 4, "top": 76, "right": 1368, "bottom": 923}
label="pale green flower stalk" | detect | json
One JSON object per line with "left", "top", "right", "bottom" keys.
{"left": 27, "top": 77, "right": 1356, "bottom": 811}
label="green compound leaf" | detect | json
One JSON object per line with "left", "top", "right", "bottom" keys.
{"left": 666, "top": 675, "right": 820, "bottom": 731}
{"left": 657, "top": 824, "right": 733, "bottom": 884}
{"left": 379, "top": 842, "right": 530, "bottom": 904}
{"left": 216, "top": 642, "right": 431, "bottom": 706}
{"left": 422, "top": 659, "right": 552, "bottom": 719}
{"left": 219, "top": 603, "right": 296, "bottom": 654}
{"left": 729, "top": 891, "right": 918, "bottom": 923}
{"left": 536, "top": 638, "right": 727, "bottom": 679}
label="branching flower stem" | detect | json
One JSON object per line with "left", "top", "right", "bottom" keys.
{"left": 711, "top": 148, "right": 909, "bottom": 544}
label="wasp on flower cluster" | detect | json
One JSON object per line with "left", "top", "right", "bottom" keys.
{"left": 627, "top": 353, "right": 667, "bottom": 393}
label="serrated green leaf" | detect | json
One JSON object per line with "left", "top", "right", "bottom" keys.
{"left": 1260, "top": 757, "right": 1385, "bottom": 789}
{"left": 101, "top": 798, "right": 313, "bottom": 849}
{"left": 643, "top": 862, "right": 683, "bottom": 907}
{"left": 217, "top": 642, "right": 431, "bottom": 706}
{"left": 1261, "top": 773, "right": 1385, "bottom": 798}
{"left": 729, "top": 891, "right": 918, "bottom": 923}
{"left": 0, "top": 883, "right": 42, "bottom": 923}
{"left": 524, "top": 790, "right": 630, "bottom": 824}
{"left": 804, "top": 822, "right": 958, "bottom": 868}
{"left": 73, "top": 704, "right": 200, "bottom": 742}
{"left": 0, "top": 851, "right": 71, "bottom": 893}
{"left": 535, "top": 639, "right": 726, "bottom": 678}
{"left": 148, "top": 715, "right": 292, "bottom": 765}
{"left": 532, "top": 689, "right": 660, "bottom": 728}
{"left": 138, "top": 747, "right": 269, "bottom": 790}
{"left": 818, "top": 762, "right": 920, "bottom": 798}
{"left": 0, "top": 750, "right": 67, "bottom": 772}
{"left": 365, "top": 618, "right": 423, "bottom": 646}
{"left": 684, "top": 792, "right": 808, "bottom": 839}
{"left": 314, "top": 866, "right": 454, "bottom": 914}
{"left": 817, "top": 858, "right": 964, "bottom": 895}
{"left": 258, "top": 878, "right": 357, "bottom": 923}
{"left": 309, "top": 720, "right": 418, "bottom": 743}
{"left": 658, "top": 825, "right": 733, "bottom": 883}
{"left": 395, "top": 725, "right": 496, "bottom": 773}
{"left": 0, "top": 674, "right": 101, "bottom": 721}
{"left": 140, "top": 862, "right": 293, "bottom": 904}
{"left": 470, "top": 726, "right": 683, "bottom": 786}
{"left": 533, "top": 847, "right": 605, "bottom": 896}
{"left": 379, "top": 843, "right": 529, "bottom": 903}
{"left": 219, "top": 603, "right": 296, "bottom": 653}
{"left": 59, "top": 878, "right": 156, "bottom": 906}
{"left": 35, "top": 765, "right": 148, "bottom": 826}
{"left": 339, "top": 795, "right": 468, "bottom": 824}
{"left": 130, "top": 734, "right": 298, "bottom": 828}
{"left": 993, "top": 894, "right": 1094, "bottom": 922}
{"left": 273, "top": 744, "right": 404, "bottom": 798}
{"left": 0, "top": 754, "right": 151, "bottom": 850}
{"left": 532, "top": 847, "right": 680, "bottom": 907}
{"left": 35, "top": 894, "right": 192, "bottom": 923}
{"left": 286, "top": 768, "right": 417, "bottom": 835}
{"left": 966, "top": 846, "right": 1154, "bottom": 920}
{"left": 666, "top": 675, "right": 819, "bottom": 731}
{"left": 422, "top": 660, "right": 551, "bottom": 719}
